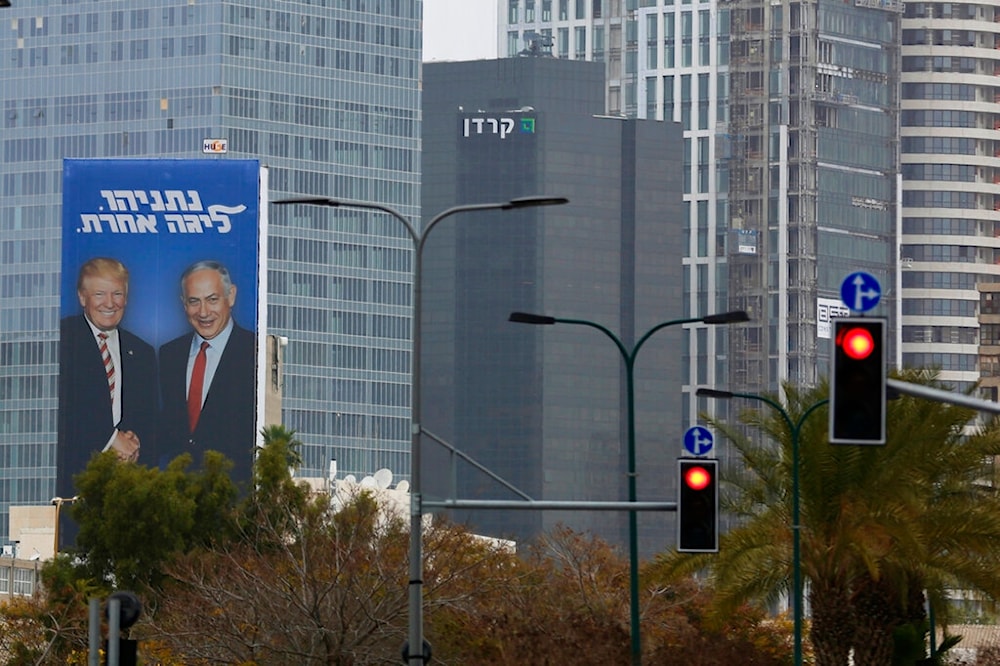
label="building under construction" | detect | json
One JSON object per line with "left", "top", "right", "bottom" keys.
{"left": 726, "top": 0, "right": 901, "bottom": 393}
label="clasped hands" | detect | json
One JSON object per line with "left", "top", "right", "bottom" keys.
{"left": 110, "top": 429, "right": 140, "bottom": 463}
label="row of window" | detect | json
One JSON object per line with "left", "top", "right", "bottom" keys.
{"left": 0, "top": 203, "right": 49, "bottom": 231}
{"left": 509, "top": 0, "right": 606, "bottom": 23}
{"left": 43, "top": 1, "right": 418, "bottom": 37}
{"left": 0, "top": 342, "right": 57, "bottom": 367}
{"left": 901, "top": 83, "right": 975, "bottom": 102}
{"left": 268, "top": 307, "right": 410, "bottom": 338}
{"left": 901, "top": 110, "right": 976, "bottom": 128}
{"left": 228, "top": 38, "right": 417, "bottom": 79}
{"left": 901, "top": 191, "right": 977, "bottom": 209}
{"left": 902, "top": 56, "right": 977, "bottom": 74}
{"left": 0, "top": 409, "right": 55, "bottom": 434}
{"left": 229, "top": 92, "right": 417, "bottom": 138}
{"left": 270, "top": 168, "right": 416, "bottom": 207}
{"left": 284, "top": 410, "right": 408, "bottom": 441}
{"left": 979, "top": 291, "right": 1000, "bottom": 314}
{"left": 0, "top": 376, "right": 55, "bottom": 401}
{"left": 903, "top": 29, "right": 981, "bottom": 48}
{"left": 0, "top": 566, "right": 37, "bottom": 597}
{"left": 270, "top": 271, "right": 410, "bottom": 306}
{"left": 269, "top": 238, "right": 411, "bottom": 273}
{"left": 902, "top": 299, "right": 978, "bottom": 316}
{"left": 903, "top": 3, "right": 979, "bottom": 19}
{"left": 902, "top": 244, "right": 985, "bottom": 262}
{"left": 902, "top": 271, "right": 981, "bottom": 290}
{"left": 903, "top": 352, "right": 977, "bottom": 371}
{"left": 901, "top": 136, "right": 976, "bottom": 155}
{"left": 285, "top": 376, "right": 408, "bottom": 407}
{"left": 12, "top": 37, "right": 207, "bottom": 69}
{"left": 285, "top": 342, "right": 409, "bottom": 374}
{"left": 901, "top": 325, "right": 978, "bottom": 344}
{"left": 980, "top": 324, "right": 1000, "bottom": 346}
{"left": 903, "top": 217, "right": 982, "bottom": 235}
{"left": 228, "top": 8, "right": 418, "bottom": 47}
{"left": 900, "top": 163, "right": 976, "bottom": 182}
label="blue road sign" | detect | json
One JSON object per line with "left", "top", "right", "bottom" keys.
{"left": 683, "top": 426, "right": 714, "bottom": 457}
{"left": 840, "top": 272, "right": 881, "bottom": 313}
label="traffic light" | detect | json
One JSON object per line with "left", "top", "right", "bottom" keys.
{"left": 678, "top": 458, "right": 718, "bottom": 553}
{"left": 830, "top": 317, "right": 886, "bottom": 445}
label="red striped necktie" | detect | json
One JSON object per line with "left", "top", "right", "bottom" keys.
{"left": 98, "top": 332, "right": 115, "bottom": 398}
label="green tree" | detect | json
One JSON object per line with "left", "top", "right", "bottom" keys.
{"left": 70, "top": 448, "right": 238, "bottom": 591}
{"left": 652, "top": 370, "right": 1000, "bottom": 666}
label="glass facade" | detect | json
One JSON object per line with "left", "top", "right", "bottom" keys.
{"left": 901, "top": 1, "right": 1000, "bottom": 393}
{"left": 422, "top": 58, "right": 685, "bottom": 555}
{"left": 0, "top": 0, "right": 422, "bottom": 542}
{"left": 723, "top": 0, "right": 900, "bottom": 396}
{"left": 505, "top": 0, "right": 735, "bottom": 430}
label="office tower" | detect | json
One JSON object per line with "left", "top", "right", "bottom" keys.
{"left": 422, "top": 57, "right": 684, "bottom": 554}
{"left": 506, "top": 0, "right": 900, "bottom": 405}
{"left": 725, "top": 0, "right": 900, "bottom": 392}
{"left": 0, "top": 1, "right": 421, "bottom": 541}
{"left": 901, "top": 4, "right": 1000, "bottom": 394}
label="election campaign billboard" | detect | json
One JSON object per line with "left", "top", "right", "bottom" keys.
{"left": 57, "top": 159, "right": 266, "bottom": 512}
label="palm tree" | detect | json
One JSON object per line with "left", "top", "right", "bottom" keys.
{"left": 650, "top": 370, "right": 1000, "bottom": 666}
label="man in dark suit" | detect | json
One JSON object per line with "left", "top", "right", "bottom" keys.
{"left": 58, "top": 257, "right": 157, "bottom": 498}
{"left": 155, "top": 260, "right": 256, "bottom": 485}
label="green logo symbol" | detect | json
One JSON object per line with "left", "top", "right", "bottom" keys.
{"left": 520, "top": 118, "right": 536, "bottom": 134}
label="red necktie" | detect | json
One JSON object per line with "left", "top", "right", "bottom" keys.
{"left": 187, "top": 341, "right": 209, "bottom": 432}
{"left": 98, "top": 332, "right": 116, "bottom": 398}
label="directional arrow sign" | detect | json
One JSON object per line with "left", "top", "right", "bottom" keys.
{"left": 840, "top": 271, "right": 881, "bottom": 313}
{"left": 683, "top": 426, "right": 714, "bottom": 457}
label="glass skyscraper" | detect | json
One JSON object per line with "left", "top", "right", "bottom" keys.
{"left": 505, "top": 0, "right": 737, "bottom": 428}
{"left": 506, "top": 0, "right": 900, "bottom": 413}
{"left": 0, "top": 0, "right": 421, "bottom": 542}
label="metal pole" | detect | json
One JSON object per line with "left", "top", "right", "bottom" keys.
{"left": 272, "top": 195, "right": 569, "bottom": 666}
{"left": 88, "top": 597, "right": 100, "bottom": 666}
{"left": 551, "top": 316, "right": 706, "bottom": 666}
{"left": 698, "top": 388, "right": 825, "bottom": 666}
{"left": 509, "top": 313, "right": 746, "bottom": 665}
{"left": 108, "top": 596, "right": 121, "bottom": 666}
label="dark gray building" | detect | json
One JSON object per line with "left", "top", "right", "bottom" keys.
{"left": 422, "top": 58, "right": 686, "bottom": 555}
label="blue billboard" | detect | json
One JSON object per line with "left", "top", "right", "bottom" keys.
{"left": 58, "top": 159, "right": 264, "bottom": 510}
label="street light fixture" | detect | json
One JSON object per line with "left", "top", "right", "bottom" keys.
{"left": 695, "top": 387, "right": 827, "bottom": 666}
{"left": 50, "top": 495, "right": 79, "bottom": 557}
{"left": 274, "top": 194, "right": 568, "bottom": 666}
{"left": 511, "top": 310, "right": 749, "bottom": 665}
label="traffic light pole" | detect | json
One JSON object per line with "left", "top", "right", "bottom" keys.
{"left": 511, "top": 310, "right": 748, "bottom": 666}
{"left": 696, "top": 388, "right": 826, "bottom": 666}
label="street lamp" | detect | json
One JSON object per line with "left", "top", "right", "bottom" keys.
{"left": 695, "top": 387, "right": 827, "bottom": 666}
{"left": 50, "top": 495, "right": 78, "bottom": 557}
{"left": 274, "top": 194, "right": 568, "bottom": 666}
{"left": 511, "top": 310, "right": 749, "bottom": 665}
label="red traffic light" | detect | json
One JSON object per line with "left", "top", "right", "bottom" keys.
{"left": 837, "top": 326, "right": 875, "bottom": 361}
{"left": 683, "top": 465, "right": 712, "bottom": 491}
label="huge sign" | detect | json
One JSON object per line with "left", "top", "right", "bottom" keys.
{"left": 58, "top": 159, "right": 266, "bottom": 509}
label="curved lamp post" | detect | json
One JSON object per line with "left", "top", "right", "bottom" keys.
{"left": 695, "top": 387, "right": 827, "bottom": 666}
{"left": 511, "top": 310, "right": 749, "bottom": 665}
{"left": 50, "top": 495, "right": 78, "bottom": 557}
{"left": 274, "top": 194, "right": 568, "bottom": 665}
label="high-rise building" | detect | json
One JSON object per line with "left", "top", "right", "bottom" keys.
{"left": 901, "top": 3, "right": 1000, "bottom": 393}
{"left": 505, "top": 1, "right": 740, "bottom": 430}
{"left": 724, "top": 0, "right": 900, "bottom": 392}
{"left": 506, "top": 0, "right": 900, "bottom": 409}
{"left": 0, "top": 0, "right": 421, "bottom": 541}
{"left": 422, "top": 57, "right": 685, "bottom": 553}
